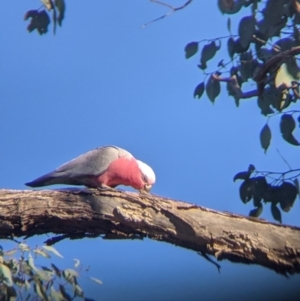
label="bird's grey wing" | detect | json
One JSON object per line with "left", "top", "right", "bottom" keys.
{"left": 25, "top": 146, "right": 133, "bottom": 187}
{"left": 54, "top": 145, "right": 132, "bottom": 177}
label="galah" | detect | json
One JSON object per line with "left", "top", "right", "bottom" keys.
{"left": 25, "top": 145, "right": 156, "bottom": 192}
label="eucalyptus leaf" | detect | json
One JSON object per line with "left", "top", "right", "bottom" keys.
{"left": 260, "top": 123, "right": 271, "bottom": 153}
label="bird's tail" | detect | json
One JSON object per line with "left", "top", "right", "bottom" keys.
{"left": 25, "top": 172, "right": 59, "bottom": 187}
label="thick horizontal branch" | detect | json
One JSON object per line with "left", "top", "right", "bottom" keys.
{"left": 0, "top": 189, "right": 300, "bottom": 275}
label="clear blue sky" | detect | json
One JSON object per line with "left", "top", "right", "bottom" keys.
{"left": 0, "top": 1, "right": 299, "bottom": 300}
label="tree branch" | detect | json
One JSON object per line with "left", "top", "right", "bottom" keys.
{"left": 254, "top": 46, "right": 300, "bottom": 95}
{"left": 142, "top": 0, "right": 193, "bottom": 28}
{"left": 0, "top": 189, "right": 300, "bottom": 275}
{"left": 213, "top": 74, "right": 259, "bottom": 99}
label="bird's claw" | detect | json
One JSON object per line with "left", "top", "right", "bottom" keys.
{"left": 97, "top": 184, "right": 116, "bottom": 192}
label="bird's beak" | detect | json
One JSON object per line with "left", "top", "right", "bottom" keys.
{"left": 144, "top": 184, "right": 152, "bottom": 192}
{"left": 139, "top": 184, "right": 152, "bottom": 194}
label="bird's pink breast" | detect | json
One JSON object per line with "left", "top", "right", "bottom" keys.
{"left": 97, "top": 157, "right": 144, "bottom": 189}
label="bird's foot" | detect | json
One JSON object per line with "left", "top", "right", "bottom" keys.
{"left": 97, "top": 184, "right": 116, "bottom": 192}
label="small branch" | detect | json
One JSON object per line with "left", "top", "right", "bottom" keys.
{"left": 142, "top": 0, "right": 193, "bottom": 28}
{"left": 198, "top": 251, "right": 221, "bottom": 273}
{"left": 213, "top": 74, "right": 259, "bottom": 99}
{"left": 276, "top": 149, "right": 292, "bottom": 170}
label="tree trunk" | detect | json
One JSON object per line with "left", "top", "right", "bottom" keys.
{"left": 0, "top": 188, "right": 299, "bottom": 275}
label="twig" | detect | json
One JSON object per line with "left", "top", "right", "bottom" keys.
{"left": 198, "top": 251, "right": 221, "bottom": 273}
{"left": 276, "top": 149, "right": 292, "bottom": 170}
{"left": 142, "top": 0, "right": 193, "bottom": 28}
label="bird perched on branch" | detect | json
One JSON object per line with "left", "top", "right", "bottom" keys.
{"left": 25, "top": 145, "right": 156, "bottom": 192}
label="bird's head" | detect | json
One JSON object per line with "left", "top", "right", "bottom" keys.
{"left": 137, "top": 160, "right": 156, "bottom": 192}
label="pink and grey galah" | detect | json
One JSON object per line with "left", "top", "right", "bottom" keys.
{"left": 25, "top": 145, "right": 156, "bottom": 192}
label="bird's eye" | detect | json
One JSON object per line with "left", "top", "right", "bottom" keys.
{"left": 143, "top": 174, "right": 148, "bottom": 183}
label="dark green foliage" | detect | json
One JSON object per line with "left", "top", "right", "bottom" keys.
{"left": 260, "top": 123, "right": 271, "bottom": 153}
{"left": 227, "top": 37, "right": 235, "bottom": 58}
{"left": 199, "top": 41, "right": 221, "bottom": 70}
{"left": 218, "top": 0, "right": 243, "bottom": 15}
{"left": 206, "top": 75, "right": 221, "bottom": 103}
{"left": 24, "top": 0, "right": 65, "bottom": 35}
{"left": 186, "top": 0, "right": 300, "bottom": 154}
{"left": 0, "top": 243, "right": 102, "bottom": 301}
{"left": 238, "top": 16, "right": 256, "bottom": 48}
{"left": 233, "top": 164, "right": 255, "bottom": 181}
{"left": 227, "top": 17, "right": 231, "bottom": 33}
{"left": 194, "top": 82, "right": 205, "bottom": 98}
{"left": 278, "top": 182, "right": 298, "bottom": 212}
{"left": 24, "top": 10, "right": 50, "bottom": 35}
{"left": 235, "top": 164, "right": 299, "bottom": 223}
{"left": 271, "top": 204, "right": 282, "bottom": 223}
{"left": 234, "top": 171, "right": 251, "bottom": 182}
{"left": 185, "top": 42, "right": 199, "bottom": 59}
{"left": 55, "top": 0, "right": 65, "bottom": 26}
{"left": 249, "top": 203, "right": 263, "bottom": 218}
{"left": 280, "top": 114, "right": 300, "bottom": 145}
{"left": 239, "top": 180, "right": 253, "bottom": 204}
{"left": 239, "top": 51, "right": 259, "bottom": 81}
{"left": 238, "top": 176, "right": 268, "bottom": 206}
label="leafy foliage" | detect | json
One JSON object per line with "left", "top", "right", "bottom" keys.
{"left": 182, "top": 0, "right": 300, "bottom": 222}
{"left": 185, "top": 42, "right": 199, "bottom": 59}
{"left": 186, "top": 0, "right": 300, "bottom": 150}
{"left": 193, "top": 82, "right": 205, "bottom": 98}
{"left": 280, "top": 113, "right": 300, "bottom": 145}
{"left": 206, "top": 74, "right": 221, "bottom": 103}
{"left": 234, "top": 164, "right": 299, "bottom": 223}
{"left": 24, "top": 0, "right": 65, "bottom": 35}
{"left": 0, "top": 242, "right": 101, "bottom": 300}
{"left": 24, "top": 10, "right": 50, "bottom": 35}
{"left": 259, "top": 123, "right": 271, "bottom": 153}
{"left": 199, "top": 41, "right": 221, "bottom": 70}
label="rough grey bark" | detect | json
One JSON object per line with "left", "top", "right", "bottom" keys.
{"left": 0, "top": 188, "right": 299, "bottom": 275}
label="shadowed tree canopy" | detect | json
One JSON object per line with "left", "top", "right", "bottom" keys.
{"left": 184, "top": 0, "right": 300, "bottom": 222}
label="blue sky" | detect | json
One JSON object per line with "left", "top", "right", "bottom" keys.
{"left": 1, "top": 1, "right": 300, "bottom": 300}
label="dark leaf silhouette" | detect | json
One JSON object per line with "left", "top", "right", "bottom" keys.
{"left": 25, "top": 10, "right": 50, "bottom": 35}
{"left": 248, "top": 164, "right": 255, "bottom": 173}
{"left": 227, "top": 17, "right": 231, "bottom": 33}
{"left": 233, "top": 171, "right": 250, "bottom": 182}
{"left": 206, "top": 75, "right": 221, "bottom": 103}
{"left": 199, "top": 41, "right": 220, "bottom": 69}
{"left": 251, "top": 177, "right": 268, "bottom": 206}
{"left": 194, "top": 82, "right": 205, "bottom": 99}
{"left": 239, "top": 180, "right": 252, "bottom": 204}
{"left": 238, "top": 16, "right": 256, "bottom": 48}
{"left": 278, "top": 182, "right": 298, "bottom": 212}
{"left": 280, "top": 114, "right": 300, "bottom": 146}
{"left": 271, "top": 203, "right": 282, "bottom": 223}
{"left": 260, "top": 123, "right": 271, "bottom": 153}
{"left": 185, "top": 42, "right": 199, "bottom": 59}
{"left": 227, "top": 37, "right": 235, "bottom": 58}
{"left": 249, "top": 203, "right": 263, "bottom": 218}
{"left": 294, "top": 178, "right": 300, "bottom": 199}
{"left": 233, "top": 38, "right": 249, "bottom": 53}
{"left": 55, "top": 0, "right": 66, "bottom": 26}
